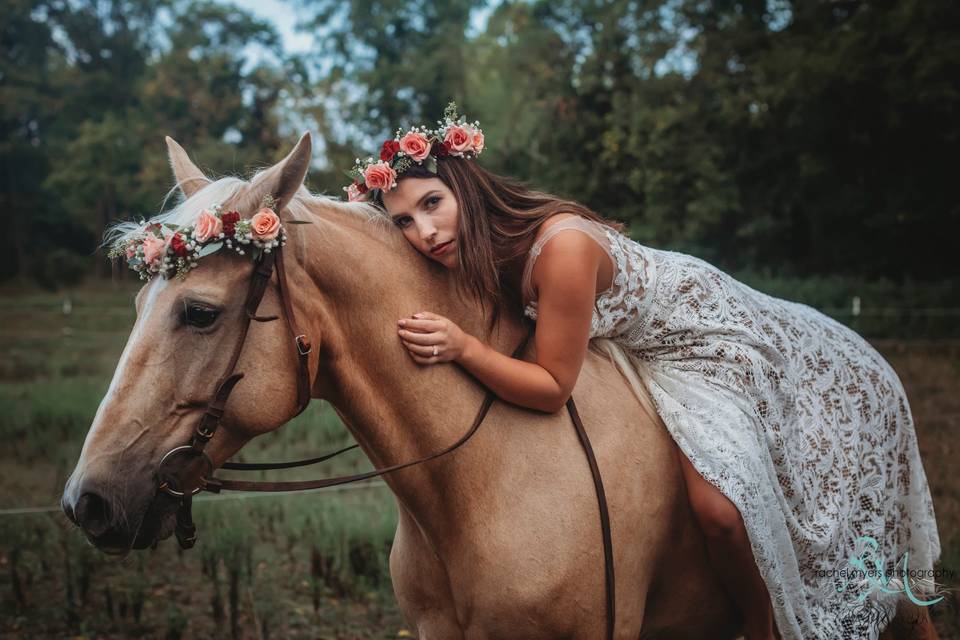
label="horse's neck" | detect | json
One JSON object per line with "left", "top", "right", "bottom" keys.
{"left": 294, "top": 203, "right": 524, "bottom": 524}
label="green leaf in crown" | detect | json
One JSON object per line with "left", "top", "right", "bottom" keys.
{"left": 443, "top": 102, "right": 459, "bottom": 122}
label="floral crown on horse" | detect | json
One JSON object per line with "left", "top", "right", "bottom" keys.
{"left": 344, "top": 102, "right": 484, "bottom": 202}
{"left": 108, "top": 194, "right": 288, "bottom": 281}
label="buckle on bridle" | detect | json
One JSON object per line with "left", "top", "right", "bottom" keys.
{"left": 295, "top": 334, "right": 312, "bottom": 355}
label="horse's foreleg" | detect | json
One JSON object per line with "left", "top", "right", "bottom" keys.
{"left": 390, "top": 504, "right": 465, "bottom": 639}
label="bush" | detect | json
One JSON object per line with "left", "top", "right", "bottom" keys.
{"left": 733, "top": 272, "right": 960, "bottom": 339}
{"left": 30, "top": 249, "right": 91, "bottom": 290}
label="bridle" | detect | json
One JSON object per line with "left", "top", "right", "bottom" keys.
{"left": 152, "top": 197, "right": 617, "bottom": 639}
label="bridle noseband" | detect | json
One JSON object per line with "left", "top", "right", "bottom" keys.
{"left": 152, "top": 198, "right": 617, "bottom": 640}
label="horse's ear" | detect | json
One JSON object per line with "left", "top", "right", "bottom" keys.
{"left": 165, "top": 136, "right": 211, "bottom": 198}
{"left": 251, "top": 132, "right": 312, "bottom": 211}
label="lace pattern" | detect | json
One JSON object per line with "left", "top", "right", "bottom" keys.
{"left": 522, "top": 217, "right": 941, "bottom": 639}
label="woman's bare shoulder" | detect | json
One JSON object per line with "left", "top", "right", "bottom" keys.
{"left": 526, "top": 214, "right": 612, "bottom": 300}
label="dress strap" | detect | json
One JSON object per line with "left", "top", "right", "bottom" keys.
{"left": 521, "top": 216, "right": 616, "bottom": 305}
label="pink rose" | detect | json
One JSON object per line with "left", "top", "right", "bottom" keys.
{"left": 251, "top": 208, "right": 281, "bottom": 241}
{"left": 194, "top": 209, "right": 223, "bottom": 243}
{"left": 125, "top": 243, "right": 136, "bottom": 260}
{"left": 363, "top": 161, "right": 397, "bottom": 191}
{"left": 443, "top": 125, "right": 472, "bottom": 155}
{"left": 346, "top": 182, "right": 363, "bottom": 202}
{"left": 399, "top": 132, "right": 432, "bottom": 162}
{"left": 470, "top": 127, "right": 484, "bottom": 154}
{"left": 141, "top": 234, "right": 166, "bottom": 267}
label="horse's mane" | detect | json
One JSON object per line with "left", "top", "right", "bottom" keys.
{"left": 104, "top": 171, "right": 402, "bottom": 251}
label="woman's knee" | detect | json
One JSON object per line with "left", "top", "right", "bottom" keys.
{"left": 690, "top": 487, "right": 745, "bottom": 540}
{"left": 677, "top": 448, "right": 746, "bottom": 540}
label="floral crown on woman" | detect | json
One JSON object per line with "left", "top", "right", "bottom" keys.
{"left": 343, "top": 102, "right": 484, "bottom": 202}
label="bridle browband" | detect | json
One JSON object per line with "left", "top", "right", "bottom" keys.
{"left": 152, "top": 196, "right": 617, "bottom": 639}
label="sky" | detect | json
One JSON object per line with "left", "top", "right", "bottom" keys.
{"left": 227, "top": 0, "right": 495, "bottom": 60}
{"left": 231, "top": 0, "right": 315, "bottom": 55}
{"left": 226, "top": 0, "right": 702, "bottom": 81}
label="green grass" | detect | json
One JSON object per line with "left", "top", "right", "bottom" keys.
{"left": 0, "top": 283, "right": 957, "bottom": 638}
{"left": 0, "top": 283, "right": 408, "bottom": 638}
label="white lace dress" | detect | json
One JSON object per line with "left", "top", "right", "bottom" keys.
{"left": 521, "top": 216, "right": 942, "bottom": 640}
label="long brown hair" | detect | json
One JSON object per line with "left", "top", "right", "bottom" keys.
{"left": 377, "top": 157, "right": 623, "bottom": 330}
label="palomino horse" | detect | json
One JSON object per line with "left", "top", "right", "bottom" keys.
{"left": 62, "top": 135, "right": 931, "bottom": 639}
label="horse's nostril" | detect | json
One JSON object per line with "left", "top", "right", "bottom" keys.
{"left": 61, "top": 497, "right": 78, "bottom": 525}
{"left": 75, "top": 492, "right": 112, "bottom": 538}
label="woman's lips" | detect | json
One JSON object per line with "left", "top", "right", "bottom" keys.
{"left": 430, "top": 240, "right": 454, "bottom": 256}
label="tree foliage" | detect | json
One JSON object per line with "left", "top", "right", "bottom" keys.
{"left": 302, "top": 0, "right": 959, "bottom": 280}
{"left": 1, "top": 0, "right": 958, "bottom": 287}
{"left": 1, "top": 0, "right": 288, "bottom": 282}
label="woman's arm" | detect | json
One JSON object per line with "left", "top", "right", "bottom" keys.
{"left": 398, "top": 231, "right": 602, "bottom": 413}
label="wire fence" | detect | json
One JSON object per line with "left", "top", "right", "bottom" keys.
{"left": 0, "top": 480, "right": 390, "bottom": 517}
{"left": 0, "top": 297, "right": 957, "bottom": 340}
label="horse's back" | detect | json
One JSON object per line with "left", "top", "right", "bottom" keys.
{"left": 389, "top": 342, "right": 741, "bottom": 638}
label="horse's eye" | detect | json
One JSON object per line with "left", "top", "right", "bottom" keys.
{"left": 183, "top": 304, "right": 219, "bottom": 328}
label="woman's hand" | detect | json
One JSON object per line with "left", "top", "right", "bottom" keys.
{"left": 397, "top": 311, "right": 471, "bottom": 365}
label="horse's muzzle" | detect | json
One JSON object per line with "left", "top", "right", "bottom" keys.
{"left": 62, "top": 483, "right": 178, "bottom": 554}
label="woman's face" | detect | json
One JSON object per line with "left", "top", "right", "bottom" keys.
{"left": 381, "top": 177, "right": 460, "bottom": 269}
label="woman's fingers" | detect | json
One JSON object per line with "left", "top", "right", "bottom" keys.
{"left": 408, "top": 350, "right": 440, "bottom": 365}
{"left": 398, "top": 329, "right": 441, "bottom": 346}
{"left": 398, "top": 318, "right": 443, "bottom": 332}
{"left": 403, "top": 340, "right": 441, "bottom": 357}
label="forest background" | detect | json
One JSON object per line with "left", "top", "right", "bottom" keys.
{"left": 2, "top": 2, "right": 959, "bottom": 638}
{"left": 3, "top": 0, "right": 958, "bottom": 330}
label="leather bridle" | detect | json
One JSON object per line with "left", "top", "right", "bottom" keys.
{"left": 152, "top": 198, "right": 617, "bottom": 639}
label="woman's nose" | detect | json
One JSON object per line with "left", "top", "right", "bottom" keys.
{"left": 416, "top": 220, "right": 437, "bottom": 242}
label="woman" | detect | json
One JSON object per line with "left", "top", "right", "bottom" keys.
{"left": 344, "top": 104, "right": 942, "bottom": 640}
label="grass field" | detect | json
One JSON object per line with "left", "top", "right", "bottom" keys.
{"left": 0, "top": 282, "right": 957, "bottom": 639}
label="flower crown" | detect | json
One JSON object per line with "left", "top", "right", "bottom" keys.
{"left": 344, "top": 102, "right": 484, "bottom": 202}
{"left": 108, "top": 195, "right": 288, "bottom": 280}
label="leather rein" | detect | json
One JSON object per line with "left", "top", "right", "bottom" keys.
{"left": 153, "top": 199, "right": 617, "bottom": 639}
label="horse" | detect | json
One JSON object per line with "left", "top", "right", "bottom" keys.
{"left": 61, "top": 134, "right": 933, "bottom": 639}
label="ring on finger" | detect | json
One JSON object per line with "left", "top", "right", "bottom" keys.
{"left": 432, "top": 345, "right": 439, "bottom": 357}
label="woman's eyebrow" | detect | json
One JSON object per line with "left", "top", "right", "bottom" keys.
{"left": 415, "top": 190, "right": 440, "bottom": 208}
{"left": 391, "top": 191, "right": 440, "bottom": 219}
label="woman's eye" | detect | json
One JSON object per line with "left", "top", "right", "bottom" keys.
{"left": 426, "top": 196, "right": 440, "bottom": 208}
{"left": 183, "top": 305, "right": 219, "bottom": 328}
{"left": 394, "top": 216, "right": 412, "bottom": 228}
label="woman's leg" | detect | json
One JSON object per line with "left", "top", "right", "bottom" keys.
{"left": 676, "top": 444, "right": 778, "bottom": 640}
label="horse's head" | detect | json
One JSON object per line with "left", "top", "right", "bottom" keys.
{"left": 62, "top": 134, "right": 318, "bottom": 553}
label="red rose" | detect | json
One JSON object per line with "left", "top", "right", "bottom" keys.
{"left": 169, "top": 233, "right": 189, "bottom": 258}
{"left": 221, "top": 210, "right": 241, "bottom": 236}
{"left": 380, "top": 139, "right": 400, "bottom": 162}
{"left": 357, "top": 180, "right": 368, "bottom": 194}
{"left": 435, "top": 141, "right": 452, "bottom": 157}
